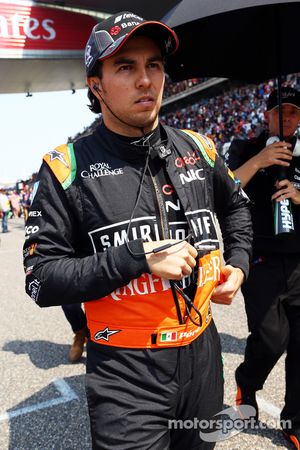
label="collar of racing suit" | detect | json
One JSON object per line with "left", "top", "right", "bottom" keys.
{"left": 95, "top": 121, "right": 170, "bottom": 161}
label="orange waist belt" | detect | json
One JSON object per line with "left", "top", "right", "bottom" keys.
{"left": 87, "top": 301, "right": 212, "bottom": 349}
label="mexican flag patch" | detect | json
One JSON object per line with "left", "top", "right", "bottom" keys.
{"left": 160, "top": 331, "right": 178, "bottom": 343}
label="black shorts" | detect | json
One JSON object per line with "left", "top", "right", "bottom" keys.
{"left": 85, "top": 321, "right": 223, "bottom": 450}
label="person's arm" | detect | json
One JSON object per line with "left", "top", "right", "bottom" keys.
{"left": 24, "top": 163, "right": 150, "bottom": 307}
{"left": 211, "top": 264, "right": 245, "bottom": 305}
{"left": 24, "top": 163, "right": 198, "bottom": 307}
{"left": 272, "top": 179, "right": 300, "bottom": 205}
{"left": 229, "top": 139, "right": 293, "bottom": 188}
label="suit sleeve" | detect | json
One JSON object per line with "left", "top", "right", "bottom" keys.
{"left": 23, "top": 162, "right": 149, "bottom": 307}
{"left": 213, "top": 152, "right": 253, "bottom": 278}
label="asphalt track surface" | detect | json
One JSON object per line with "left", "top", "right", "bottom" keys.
{"left": 0, "top": 218, "right": 294, "bottom": 450}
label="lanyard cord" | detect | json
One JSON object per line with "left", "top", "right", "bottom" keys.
{"left": 123, "top": 136, "right": 204, "bottom": 326}
{"left": 124, "top": 138, "right": 192, "bottom": 257}
{"left": 172, "top": 282, "right": 203, "bottom": 328}
{"left": 125, "top": 144, "right": 151, "bottom": 257}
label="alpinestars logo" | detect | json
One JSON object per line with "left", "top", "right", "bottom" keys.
{"left": 94, "top": 327, "right": 121, "bottom": 341}
{"left": 47, "top": 150, "right": 68, "bottom": 167}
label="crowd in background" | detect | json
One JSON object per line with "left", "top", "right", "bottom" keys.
{"left": 0, "top": 184, "right": 33, "bottom": 232}
{"left": 163, "top": 76, "right": 207, "bottom": 98}
{"left": 5, "top": 73, "right": 300, "bottom": 196}
{"left": 69, "top": 73, "right": 300, "bottom": 154}
{"left": 161, "top": 73, "right": 300, "bottom": 154}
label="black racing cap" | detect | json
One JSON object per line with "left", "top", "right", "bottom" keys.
{"left": 267, "top": 87, "right": 300, "bottom": 111}
{"left": 85, "top": 11, "right": 179, "bottom": 76}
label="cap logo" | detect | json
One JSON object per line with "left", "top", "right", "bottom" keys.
{"left": 85, "top": 44, "right": 93, "bottom": 67}
{"left": 283, "top": 92, "right": 295, "bottom": 98}
{"left": 85, "top": 12, "right": 177, "bottom": 75}
{"left": 114, "top": 15, "right": 123, "bottom": 24}
{"left": 110, "top": 26, "right": 121, "bottom": 36}
{"left": 119, "top": 13, "right": 143, "bottom": 21}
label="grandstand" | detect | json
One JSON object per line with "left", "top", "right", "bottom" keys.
{"left": 70, "top": 73, "right": 300, "bottom": 156}
{"left": 19, "top": 73, "right": 300, "bottom": 189}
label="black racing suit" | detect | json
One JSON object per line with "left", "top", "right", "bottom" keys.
{"left": 24, "top": 122, "right": 252, "bottom": 449}
{"left": 227, "top": 130, "right": 300, "bottom": 433}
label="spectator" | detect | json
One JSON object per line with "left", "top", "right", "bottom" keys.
{"left": 226, "top": 87, "right": 300, "bottom": 449}
{"left": 161, "top": 74, "right": 300, "bottom": 153}
{"left": 0, "top": 188, "right": 11, "bottom": 233}
{"left": 8, "top": 190, "right": 21, "bottom": 218}
{"left": 70, "top": 73, "right": 300, "bottom": 152}
{"left": 21, "top": 185, "right": 32, "bottom": 222}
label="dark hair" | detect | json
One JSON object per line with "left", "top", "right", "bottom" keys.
{"left": 87, "top": 61, "right": 103, "bottom": 114}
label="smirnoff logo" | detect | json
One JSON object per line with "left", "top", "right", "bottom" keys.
{"left": 110, "top": 273, "right": 171, "bottom": 301}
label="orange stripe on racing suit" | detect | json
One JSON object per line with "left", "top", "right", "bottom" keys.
{"left": 85, "top": 249, "right": 222, "bottom": 348}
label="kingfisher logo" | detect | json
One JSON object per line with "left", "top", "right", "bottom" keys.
{"left": 198, "top": 254, "right": 221, "bottom": 287}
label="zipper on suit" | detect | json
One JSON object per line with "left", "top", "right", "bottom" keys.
{"left": 147, "top": 162, "right": 184, "bottom": 325}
